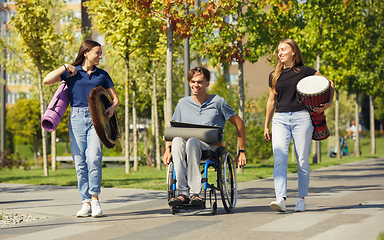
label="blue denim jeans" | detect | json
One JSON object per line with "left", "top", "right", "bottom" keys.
{"left": 69, "top": 107, "right": 103, "bottom": 203}
{"left": 271, "top": 110, "right": 313, "bottom": 199}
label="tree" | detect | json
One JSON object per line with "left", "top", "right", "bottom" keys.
{"left": 191, "top": 0, "right": 299, "bottom": 170}
{"left": 300, "top": 0, "right": 384, "bottom": 157}
{"left": 149, "top": 0, "right": 197, "bottom": 129}
{"left": 6, "top": 99, "right": 41, "bottom": 162}
{"left": 85, "top": 0, "right": 159, "bottom": 172}
{"left": 10, "top": 0, "right": 80, "bottom": 176}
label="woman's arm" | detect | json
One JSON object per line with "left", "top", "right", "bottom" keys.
{"left": 264, "top": 88, "right": 277, "bottom": 142}
{"left": 106, "top": 86, "right": 120, "bottom": 118}
{"left": 43, "top": 64, "right": 77, "bottom": 85}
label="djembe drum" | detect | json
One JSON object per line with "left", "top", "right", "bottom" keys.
{"left": 88, "top": 86, "right": 120, "bottom": 148}
{"left": 296, "top": 75, "right": 331, "bottom": 140}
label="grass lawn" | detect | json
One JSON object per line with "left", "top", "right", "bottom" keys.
{"left": 1, "top": 138, "right": 384, "bottom": 191}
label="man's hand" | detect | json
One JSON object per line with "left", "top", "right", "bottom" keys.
{"left": 235, "top": 152, "right": 246, "bottom": 168}
{"left": 162, "top": 147, "right": 172, "bottom": 166}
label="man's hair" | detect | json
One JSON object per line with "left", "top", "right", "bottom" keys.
{"left": 188, "top": 67, "right": 211, "bottom": 82}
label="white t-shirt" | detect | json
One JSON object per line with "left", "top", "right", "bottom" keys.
{"left": 348, "top": 124, "right": 362, "bottom": 140}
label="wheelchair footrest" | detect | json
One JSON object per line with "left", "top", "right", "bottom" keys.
{"left": 171, "top": 204, "right": 206, "bottom": 210}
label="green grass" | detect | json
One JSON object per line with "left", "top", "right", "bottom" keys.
{"left": 1, "top": 138, "right": 384, "bottom": 191}
{"left": 378, "top": 231, "right": 384, "bottom": 240}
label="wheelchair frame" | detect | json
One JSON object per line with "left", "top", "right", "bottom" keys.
{"left": 166, "top": 147, "right": 237, "bottom": 215}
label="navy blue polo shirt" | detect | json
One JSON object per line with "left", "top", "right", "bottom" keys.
{"left": 61, "top": 65, "right": 114, "bottom": 107}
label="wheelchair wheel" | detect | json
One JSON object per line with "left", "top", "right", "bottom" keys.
{"left": 171, "top": 207, "right": 177, "bottom": 215}
{"left": 218, "top": 151, "right": 237, "bottom": 212}
{"left": 166, "top": 162, "right": 176, "bottom": 201}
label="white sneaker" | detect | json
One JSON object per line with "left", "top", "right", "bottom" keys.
{"left": 76, "top": 203, "right": 91, "bottom": 217}
{"left": 295, "top": 198, "right": 305, "bottom": 212}
{"left": 91, "top": 200, "right": 103, "bottom": 217}
{"left": 270, "top": 197, "right": 286, "bottom": 212}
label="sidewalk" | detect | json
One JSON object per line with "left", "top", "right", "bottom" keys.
{"left": 0, "top": 158, "right": 384, "bottom": 240}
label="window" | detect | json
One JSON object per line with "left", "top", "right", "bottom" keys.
{"left": 6, "top": 92, "right": 18, "bottom": 104}
{"left": 0, "top": 10, "right": 7, "bottom": 23}
{"left": 226, "top": 73, "right": 238, "bottom": 85}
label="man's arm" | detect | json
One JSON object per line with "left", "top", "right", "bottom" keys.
{"left": 228, "top": 114, "right": 246, "bottom": 168}
{"left": 344, "top": 130, "right": 352, "bottom": 139}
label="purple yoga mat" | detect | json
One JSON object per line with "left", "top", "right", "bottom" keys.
{"left": 41, "top": 81, "right": 70, "bottom": 131}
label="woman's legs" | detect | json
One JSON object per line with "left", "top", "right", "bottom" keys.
{"left": 271, "top": 110, "right": 313, "bottom": 212}
{"left": 291, "top": 110, "right": 313, "bottom": 198}
{"left": 271, "top": 112, "right": 292, "bottom": 200}
{"left": 69, "top": 107, "right": 103, "bottom": 213}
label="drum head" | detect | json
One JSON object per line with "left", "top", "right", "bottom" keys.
{"left": 88, "top": 86, "right": 119, "bottom": 148}
{"left": 297, "top": 75, "right": 330, "bottom": 95}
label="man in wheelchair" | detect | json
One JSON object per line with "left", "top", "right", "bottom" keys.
{"left": 162, "top": 66, "right": 246, "bottom": 207}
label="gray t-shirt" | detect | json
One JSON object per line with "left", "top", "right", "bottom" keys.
{"left": 172, "top": 94, "right": 237, "bottom": 130}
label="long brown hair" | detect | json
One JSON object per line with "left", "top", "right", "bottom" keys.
{"left": 271, "top": 39, "right": 304, "bottom": 93}
{"left": 71, "top": 40, "right": 101, "bottom": 66}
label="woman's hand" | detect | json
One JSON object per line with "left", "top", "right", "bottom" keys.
{"left": 264, "top": 127, "right": 271, "bottom": 142}
{"left": 105, "top": 105, "right": 118, "bottom": 118}
{"left": 313, "top": 102, "right": 332, "bottom": 113}
{"left": 65, "top": 64, "right": 77, "bottom": 77}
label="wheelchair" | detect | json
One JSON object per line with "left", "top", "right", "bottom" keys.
{"left": 166, "top": 146, "right": 237, "bottom": 215}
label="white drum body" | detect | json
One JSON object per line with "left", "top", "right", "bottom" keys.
{"left": 297, "top": 75, "right": 330, "bottom": 110}
{"left": 297, "top": 75, "right": 331, "bottom": 140}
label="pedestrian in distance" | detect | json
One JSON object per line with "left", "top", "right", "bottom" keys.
{"left": 162, "top": 66, "right": 246, "bottom": 206}
{"left": 264, "top": 39, "right": 334, "bottom": 212}
{"left": 43, "top": 40, "right": 120, "bottom": 217}
{"left": 344, "top": 119, "right": 362, "bottom": 156}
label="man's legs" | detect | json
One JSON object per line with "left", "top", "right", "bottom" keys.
{"left": 186, "top": 138, "right": 218, "bottom": 195}
{"left": 171, "top": 137, "right": 189, "bottom": 196}
{"left": 171, "top": 137, "right": 218, "bottom": 197}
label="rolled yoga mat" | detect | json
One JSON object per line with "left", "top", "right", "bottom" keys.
{"left": 164, "top": 123, "right": 223, "bottom": 144}
{"left": 41, "top": 81, "right": 70, "bottom": 131}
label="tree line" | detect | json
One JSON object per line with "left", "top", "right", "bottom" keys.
{"left": 0, "top": 0, "right": 383, "bottom": 175}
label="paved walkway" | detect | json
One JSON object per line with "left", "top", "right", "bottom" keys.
{"left": 0, "top": 158, "right": 384, "bottom": 240}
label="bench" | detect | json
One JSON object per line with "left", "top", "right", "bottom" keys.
{"left": 55, "top": 156, "right": 140, "bottom": 162}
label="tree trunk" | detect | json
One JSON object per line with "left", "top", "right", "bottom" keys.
{"left": 183, "top": 1, "right": 190, "bottom": 97}
{"left": 151, "top": 103, "right": 156, "bottom": 165}
{"left": 125, "top": 57, "right": 131, "bottom": 174}
{"left": 335, "top": 90, "right": 341, "bottom": 159}
{"left": 152, "top": 67, "right": 161, "bottom": 171}
{"left": 165, "top": 16, "right": 173, "bottom": 128}
{"left": 236, "top": 42, "right": 245, "bottom": 174}
{"left": 38, "top": 61, "right": 48, "bottom": 176}
{"left": 51, "top": 131, "right": 56, "bottom": 171}
{"left": 132, "top": 81, "right": 138, "bottom": 171}
{"left": 369, "top": 95, "right": 375, "bottom": 155}
{"left": 144, "top": 129, "right": 153, "bottom": 166}
{"left": 355, "top": 92, "right": 360, "bottom": 157}
{"left": 65, "top": 137, "right": 69, "bottom": 154}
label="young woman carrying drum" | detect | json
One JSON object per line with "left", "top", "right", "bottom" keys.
{"left": 264, "top": 39, "right": 334, "bottom": 212}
